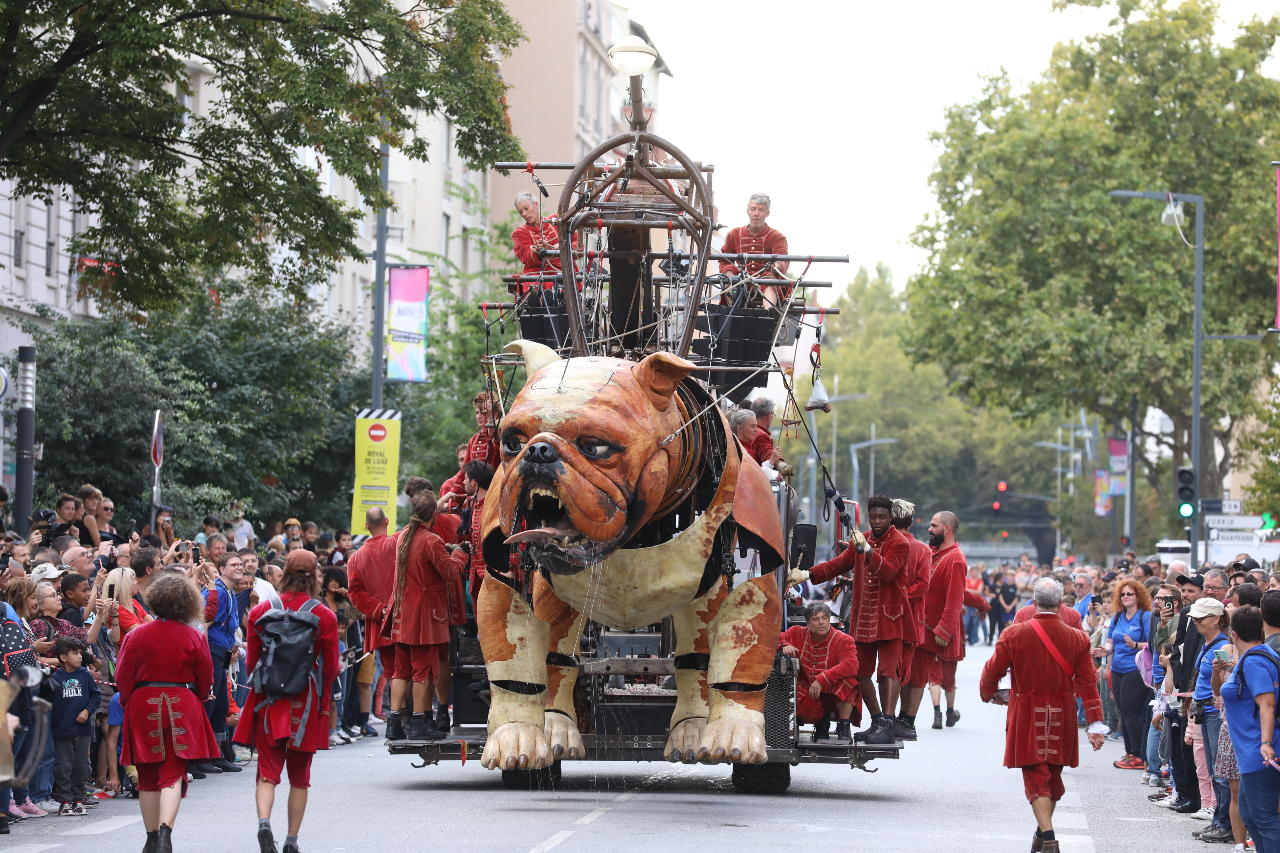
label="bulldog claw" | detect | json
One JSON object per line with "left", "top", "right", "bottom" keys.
{"left": 697, "top": 718, "right": 768, "bottom": 765}
{"left": 544, "top": 711, "right": 585, "bottom": 760}
{"left": 663, "top": 717, "right": 707, "bottom": 764}
{"left": 481, "top": 722, "right": 554, "bottom": 771}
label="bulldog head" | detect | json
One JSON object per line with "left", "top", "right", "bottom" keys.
{"left": 496, "top": 341, "right": 695, "bottom": 575}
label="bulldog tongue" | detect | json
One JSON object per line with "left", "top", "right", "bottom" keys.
{"left": 505, "top": 518, "right": 579, "bottom": 545}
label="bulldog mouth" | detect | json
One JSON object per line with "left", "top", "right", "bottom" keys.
{"left": 505, "top": 481, "right": 621, "bottom": 574}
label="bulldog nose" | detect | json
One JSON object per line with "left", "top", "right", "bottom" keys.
{"left": 526, "top": 441, "right": 559, "bottom": 465}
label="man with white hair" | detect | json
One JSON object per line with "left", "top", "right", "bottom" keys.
{"left": 511, "top": 191, "right": 577, "bottom": 293}
{"left": 981, "top": 578, "right": 1106, "bottom": 853}
{"left": 747, "top": 397, "right": 783, "bottom": 468}
{"left": 718, "top": 193, "right": 790, "bottom": 307}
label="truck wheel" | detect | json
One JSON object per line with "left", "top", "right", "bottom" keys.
{"left": 731, "top": 762, "right": 791, "bottom": 794}
{"left": 501, "top": 760, "right": 563, "bottom": 790}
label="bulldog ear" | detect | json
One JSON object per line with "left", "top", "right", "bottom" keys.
{"left": 634, "top": 352, "right": 695, "bottom": 412}
{"left": 504, "top": 339, "right": 563, "bottom": 380}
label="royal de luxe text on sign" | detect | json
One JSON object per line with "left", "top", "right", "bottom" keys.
{"left": 351, "top": 409, "right": 402, "bottom": 532}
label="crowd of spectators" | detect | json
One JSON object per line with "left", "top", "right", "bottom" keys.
{"left": 0, "top": 469, "right": 499, "bottom": 838}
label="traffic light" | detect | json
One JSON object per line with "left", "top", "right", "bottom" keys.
{"left": 992, "top": 501, "right": 1001, "bottom": 515}
{"left": 997, "top": 481, "right": 1008, "bottom": 492}
{"left": 1176, "top": 466, "right": 1196, "bottom": 519}
{"left": 1001, "top": 530, "right": 1009, "bottom": 539}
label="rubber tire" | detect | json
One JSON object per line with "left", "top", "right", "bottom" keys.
{"left": 501, "top": 760, "right": 563, "bottom": 790}
{"left": 730, "top": 762, "right": 791, "bottom": 794}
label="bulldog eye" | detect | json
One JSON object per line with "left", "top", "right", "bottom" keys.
{"left": 577, "top": 438, "right": 614, "bottom": 459}
{"left": 502, "top": 434, "right": 526, "bottom": 455}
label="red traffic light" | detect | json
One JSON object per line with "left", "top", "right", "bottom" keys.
{"left": 992, "top": 501, "right": 1001, "bottom": 511}
{"left": 1001, "top": 530, "right": 1009, "bottom": 539}
{"left": 997, "top": 481, "right": 1007, "bottom": 492}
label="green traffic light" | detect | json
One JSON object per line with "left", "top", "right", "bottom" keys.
{"left": 1178, "top": 503, "right": 1195, "bottom": 519}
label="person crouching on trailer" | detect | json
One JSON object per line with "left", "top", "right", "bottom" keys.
{"left": 235, "top": 550, "right": 339, "bottom": 853}
{"left": 780, "top": 604, "right": 860, "bottom": 743}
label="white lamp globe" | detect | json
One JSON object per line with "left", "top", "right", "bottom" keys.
{"left": 608, "top": 36, "right": 657, "bottom": 76}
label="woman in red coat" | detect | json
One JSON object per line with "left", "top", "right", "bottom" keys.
{"left": 388, "top": 489, "right": 468, "bottom": 739}
{"left": 115, "top": 573, "right": 220, "bottom": 853}
{"left": 234, "top": 550, "right": 339, "bottom": 853}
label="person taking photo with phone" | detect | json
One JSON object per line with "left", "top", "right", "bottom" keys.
{"left": 1093, "top": 578, "right": 1154, "bottom": 771}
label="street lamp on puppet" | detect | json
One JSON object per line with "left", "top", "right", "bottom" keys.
{"left": 608, "top": 35, "right": 657, "bottom": 132}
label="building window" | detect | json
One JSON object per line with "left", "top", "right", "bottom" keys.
{"left": 594, "top": 59, "right": 603, "bottom": 136}
{"left": 44, "top": 202, "right": 53, "bottom": 277}
{"left": 443, "top": 117, "right": 452, "bottom": 167}
{"left": 441, "top": 213, "right": 451, "bottom": 259}
{"left": 579, "top": 42, "right": 589, "bottom": 121}
{"left": 13, "top": 229, "right": 23, "bottom": 268}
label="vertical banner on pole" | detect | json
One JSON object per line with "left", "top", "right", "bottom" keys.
{"left": 1094, "top": 469, "right": 1113, "bottom": 517}
{"left": 150, "top": 410, "right": 163, "bottom": 533}
{"left": 351, "top": 409, "right": 402, "bottom": 533}
{"left": 1108, "top": 438, "right": 1128, "bottom": 496}
{"left": 385, "top": 266, "right": 430, "bottom": 382}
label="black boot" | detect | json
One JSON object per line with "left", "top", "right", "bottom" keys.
{"left": 384, "top": 712, "right": 406, "bottom": 741}
{"left": 892, "top": 716, "right": 918, "bottom": 741}
{"left": 434, "top": 704, "right": 451, "bottom": 734}
{"left": 155, "top": 824, "right": 173, "bottom": 853}
{"left": 860, "top": 714, "right": 896, "bottom": 745}
{"left": 405, "top": 713, "right": 443, "bottom": 741}
{"left": 144, "top": 829, "right": 160, "bottom": 853}
{"left": 811, "top": 719, "right": 830, "bottom": 743}
{"left": 0, "top": 812, "right": 8, "bottom": 835}
{"left": 946, "top": 708, "right": 961, "bottom": 728}
{"left": 258, "top": 824, "right": 278, "bottom": 853}
{"left": 835, "top": 720, "right": 852, "bottom": 743}
{"left": 932, "top": 707, "right": 943, "bottom": 729}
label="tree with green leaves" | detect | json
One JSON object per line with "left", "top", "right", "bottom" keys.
{"left": 905, "top": 0, "right": 1280, "bottom": 524}
{"left": 1, "top": 0, "right": 523, "bottom": 310}
{"left": 783, "top": 265, "right": 1065, "bottom": 562}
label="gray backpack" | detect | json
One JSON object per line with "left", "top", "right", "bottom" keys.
{"left": 251, "top": 592, "right": 323, "bottom": 746}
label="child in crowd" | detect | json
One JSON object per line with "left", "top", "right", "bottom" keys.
{"left": 49, "top": 637, "right": 101, "bottom": 816}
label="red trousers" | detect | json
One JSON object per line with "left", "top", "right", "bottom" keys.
{"left": 256, "top": 736, "right": 315, "bottom": 789}
{"left": 796, "top": 691, "right": 852, "bottom": 724}
{"left": 904, "top": 648, "right": 956, "bottom": 691}
{"left": 1022, "top": 763, "right": 1066, "bottom": 802}
{"left": 855, "top": 639, "right": 903, "bottom": 681}
{"left": 394, "top": 642, "right": 446, "bottom": 683}
{"left": 135, "top": 754, "right": 188, "bottom": 796}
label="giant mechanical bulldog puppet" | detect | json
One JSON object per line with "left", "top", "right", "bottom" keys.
{"left": 476, "top": 340, "right": 785, "bottom": 771}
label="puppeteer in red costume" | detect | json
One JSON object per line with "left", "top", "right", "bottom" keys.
{"left": 1014, "top": 601, "right": 1084, "bottom": 631}
{"left": 115, "top": 600, "right": 220, "bottom": 796}
{"left": 234, "top": 551, "right": 341, "bottom": 790}
{"left": 346, "top": 508, "right": 398, "bottom": 662}
{"left": 511, "top": 192, "right": 579, "bottom": 292}
{"left": 980, "top": 579, "right": 1105, "bottom": 853}
{"left": 920, "top": 538, "right": 967, "bottom": 691}
{"left": 718, "top": 194, "right": 791, "bottom": 306}
{"left": 780, "top": 605, "right": 860, "bottom": 741}
{"left": 441, "top": 392, "right": 502, "bottom": 501}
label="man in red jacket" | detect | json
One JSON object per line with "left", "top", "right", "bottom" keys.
{"left": 346, "top": 507, "right": 407, "bottom": 739}
{"left": 899, "top": 511, "right": 967, "bottom": 731}
{"left": 890, "top": 499, "right": 930, "bottom": 741}
{"left": 981, "top": 578, "right": 1106, "bottom": 853}
{"left": 788, "top": 494, "right": 911, "bottom": 745}
{"left": 440, "top": 393, "right": 502, "bottom": 507}
{"left": 780, "top": 604, "right": 860, "bottom": 743}
{"left": 718, "top": 193, "right": 790, "bottom": 307}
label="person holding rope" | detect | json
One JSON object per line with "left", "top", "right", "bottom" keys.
{"left": 512, "top": 191, "right": 578, "bottom": 298}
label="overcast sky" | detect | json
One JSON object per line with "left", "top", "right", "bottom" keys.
{"left": 626, "top": 0, "right": 1280, "bottom": 304}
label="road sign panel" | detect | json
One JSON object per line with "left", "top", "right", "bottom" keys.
{"left": 1205, "top": 514, "right": 1264, "bottom": 529}
{"left": 1200, "top": 499, "right": 1243, "bottom": 514}
{"left": 1212, "top": 530, "right": 1259, "bottom": 544}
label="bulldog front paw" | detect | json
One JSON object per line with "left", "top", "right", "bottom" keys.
{"left": 544, "top": 712, "right": 584, "bottom": 760}
{"left": 694, "top": 718, "right": 767, "bottom": 764}
{"left": 664, "top": 717, "right": 707, "bottom": 763}
{"left": 481, "top": 723, "right": 554, "bottom": 770}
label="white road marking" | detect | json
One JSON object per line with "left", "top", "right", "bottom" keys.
{"left": 616, "top": 792, "right": 635, "bottom": 800}
{"left": 59, "top": 815, "right": 143, "bottom": 835}
{"left": 1055, "top": 812, "right": 1089, "bottom": 830}
{"left": 2, "top": 845, "right": 63, "bottom": 853}
{"left": 1056, "top": 791, "right": 1083, "bottom": 808}
{"left": 1058, "top": 835, "right": 1096, "bottom": 853}
{"left": 575, "top": 808, "right": 612, "bottom": 825}
{"left": 528, "top": 830, "right": 575, "bottom": 853}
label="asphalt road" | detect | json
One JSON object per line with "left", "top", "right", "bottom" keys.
{"left": 1, "top": 643, "right": 1211, "bottom": 853}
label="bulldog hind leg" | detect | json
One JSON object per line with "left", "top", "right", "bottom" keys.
{"left": 477, "top": 577, "right": 555, "bottom": 770}
{"left": 699, "top": 575, "right": 782, "bottom": 764}
{"left": 664, "top": 579, "right": 726, "bottom": 762}
{"left": 533, "top": 575, "right": 587, "bottom": 760}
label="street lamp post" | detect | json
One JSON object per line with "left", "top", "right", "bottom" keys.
{"left": 1108, "top": 189, "right": 1203, "bottom": 571}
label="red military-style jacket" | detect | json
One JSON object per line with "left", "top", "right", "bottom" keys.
{"left": 1014, "top": 602, "right": 1084, "bottom": 631}
{"left": 467, "top": 494, "right": 487, "bottom": 599}
{"left": 901, "top": 536, "right": 932, "bottom": 647}
{"left": 512, "top": 219, "right": 579, "bottom": 288}
{"left": 440, "top": 428, "right": 503, "bottom": 498}
{"left": 347, "top": 531, "right": 400, "bottom": 652}
{"left": 810, "top": 525, "right": 912, "bottom": 644}
{"left": 923, "top": 543, "right": 967, "bottom": 661}
{"left": 718, "top": 225, "right": 789, "bottom": 278}
{"left": 779, "top": 624, "right": 859, "bottom": 702}
{"left": 745, "top": 428, "right": 774, "bottom": 466}
{"left": 115, "top": 619, "right": 220, "bottom": 767}
{"left": 234, "top": 592, "right": 340, "bottom": 754}
{"left": 387, "top": 526, "right": 469, "bottom": 646}
{"left": 980, "top": 611, "right": 1103, "bottom": 768}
